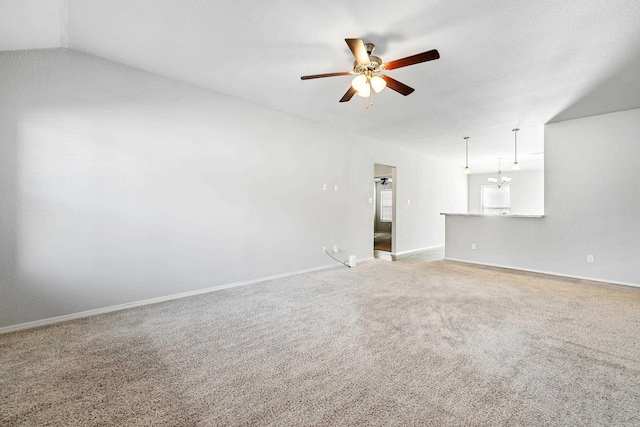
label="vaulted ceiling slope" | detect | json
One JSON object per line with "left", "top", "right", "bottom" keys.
{"left": 2, "top": 0, "right": 640, "bottom": 172}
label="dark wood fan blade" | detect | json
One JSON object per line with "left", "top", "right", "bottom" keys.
{"left": 301, "top": 71, "right": 352, "bottom": 80}
{"left": 345, "top": 38, "right": 370, "bottom": 65}
{"left": 381, "top": 76, "right": 415, "bottom": 96}
{"left": 383, "top": 49, "right": 440, "bottom": 70}
{"left": 339, "top": 87, "right": 356, "bottom": 102}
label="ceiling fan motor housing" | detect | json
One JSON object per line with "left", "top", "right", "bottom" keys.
{"left": 354, "top": 56, "right": 382, "bottom": 75}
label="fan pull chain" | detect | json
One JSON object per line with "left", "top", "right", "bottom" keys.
{"left": 366, "top": 86, "right": 373, "bottom": 109}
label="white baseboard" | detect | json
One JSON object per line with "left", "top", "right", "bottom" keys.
{"left": 392, "top": 244, "right": 444, "bottom": 258}
{"left": 0, "top": 262, "right": 350, "bottom": 335}
{"left": 444, "top": 257, "right": 639, "bottom": 288}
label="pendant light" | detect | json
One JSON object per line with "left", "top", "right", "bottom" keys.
{"left": 512, "top": 128, "right": 521, "bottom": 170}
{"left": 463, "top": 137, "right": 471, "bottom": 174}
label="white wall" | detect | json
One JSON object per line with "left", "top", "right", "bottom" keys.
{"left": 0, "top": 0, "right": 64, "bottom": 50}
{"left": 0, "top": 49, "right": 467, "bottom": 328}
{"left": 468, "top": 170, "right": 544, "bottom": 215}
{"left": 445, "top": 108, "right": 640, "bottom": 286}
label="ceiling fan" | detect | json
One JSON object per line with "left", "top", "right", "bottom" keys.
{"left": 301, "top": 38, "right": 440, "bottom": 107}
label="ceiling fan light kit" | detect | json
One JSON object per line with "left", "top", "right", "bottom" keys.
{"left": 301, "top": 38, "right": 440, "bottom": 108}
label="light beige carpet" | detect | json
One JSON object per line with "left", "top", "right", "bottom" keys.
{"left": 1, "top": 260, "right": 639, "bottom": 426}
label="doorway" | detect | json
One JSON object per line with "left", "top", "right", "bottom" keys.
{"left": 373, "top": 164, "right": 396, "bottom": 260}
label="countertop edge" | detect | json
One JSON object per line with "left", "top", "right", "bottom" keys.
{"left": 440, "top": 213, "right": 545, "bottom": 218}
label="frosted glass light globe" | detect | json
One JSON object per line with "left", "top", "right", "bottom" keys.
{"left": 351, "top": 75, "right": 367, "bottom": 91}
{"left": 370, "top": 76, "right": 387, "bottom": 93}
{"left": 357, "top": 83, "right": 371, "bottom": 97}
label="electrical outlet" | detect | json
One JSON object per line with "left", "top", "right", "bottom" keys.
{"left": 333, "top": 244, "right": 338, "bottom": 253}
{"left": 322, "top": 184, "right": 326, "bottom": 191}
{"left": 471, "top": 243, "right": 477, "bottom": 250}
{"left": 333, "top": 184, "right": 338, "bottom": 191}
{"left": 368, "top": 197, "right": 373, "bottom": 204}
{"left": 587, "top": 255, "right": 594, "bottom": 263}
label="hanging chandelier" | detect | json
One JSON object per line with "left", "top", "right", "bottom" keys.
{"left": 488, "top": 158, "right": 511, "bottom": 188}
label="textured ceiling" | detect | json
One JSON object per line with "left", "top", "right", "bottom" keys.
{"left": 5, "top": 0, "right": 640, "bottom": 172}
